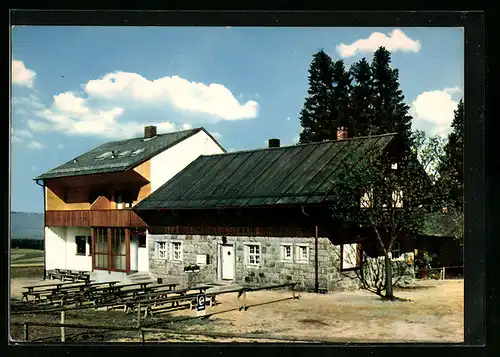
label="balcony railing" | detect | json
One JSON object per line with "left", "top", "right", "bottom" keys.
{"left": 45, "top": 209, "right": 146, "bottom": 228}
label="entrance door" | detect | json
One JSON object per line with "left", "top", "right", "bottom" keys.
{"left": 92, "top": 227, "right": 130, "bottom": 273}
{"left": 221, "top": 245, "right": 235, "bottom": 280}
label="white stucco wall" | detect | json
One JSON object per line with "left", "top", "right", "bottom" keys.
{"left": 64, "top": 227, "right": 92, "bottom": 272}
{"left": 45, "top": 226, "right": 66, "bottom": 271}
{"left": 130, "top": 236, "right": 138, "bottom": 271}
{"left": 45, "top": 226, "right": 92, "bottom": 272}
{"left": 150, "top": 130, "right": 225, "bottom": 192}
{"left": 138, "top": 230, "right": 150, "bottom": 272}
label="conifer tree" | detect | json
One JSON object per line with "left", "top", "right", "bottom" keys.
{"left": 437, "top": 99, "right": 464, "bottom": 211}
{"left": 349, "top": 57, "right": 375, "bottom": 136}
{"left": 298, "top": 50, "right": 335, "bottom": 143}
{"left": 370, "top": 47, "right": 413, "bottom": 143}
{"left": 330, "top": 60, "right": 353, "bottom": 138}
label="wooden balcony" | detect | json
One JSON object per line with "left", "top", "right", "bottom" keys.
{"left": 45, "top": 209, "right": 147, "bottom": 228}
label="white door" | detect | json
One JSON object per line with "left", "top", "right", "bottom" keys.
{"left": 221, "top": 245, "right": 235, "bottom": 280}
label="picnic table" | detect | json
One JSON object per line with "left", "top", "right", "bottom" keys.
{"left": 21, "top": 281, "right": 120, "bottom": 302}
{"left": 47, "top": 269, "right": 91, "bottom": 283}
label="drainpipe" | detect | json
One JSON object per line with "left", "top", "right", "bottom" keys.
{"left": 35, "top": 179, "right": 46, "bottom": 280}
{"left": 301, "top": 206, "right": 319, "bottom": 293}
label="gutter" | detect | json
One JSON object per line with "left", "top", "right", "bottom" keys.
{"left": 34, "top": 179, "right": 46, "bottom": 280}
{"left": 301, "top": 206, "right": 319, "bottom": 294}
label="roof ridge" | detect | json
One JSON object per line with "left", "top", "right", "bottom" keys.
{"left": 102, "top": 127, "right": 202, "bottom": 145}
{"left": 205, "top": 132, "right": 398, "bottom": 157}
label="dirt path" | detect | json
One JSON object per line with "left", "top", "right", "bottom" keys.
{"left": 163, "top": 279, "right": 464, "bottom": 343}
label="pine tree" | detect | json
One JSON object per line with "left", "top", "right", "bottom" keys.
{"left": 370, "top": 47, "right": 413, "bottom": 143}
{"left": 349, "top": 57, "right": 375, "bottom": 136}
{"left": 330, "top": 60, "right": 352, "bottom": 138}
{"left": 298, "top": 50, "right": 335, "bottom": 143}
{"left": 437, "top": 99, "right": 464, "bottom": 211}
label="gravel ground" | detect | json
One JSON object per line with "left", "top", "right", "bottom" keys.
{"left": 9, "top": 267, "right": 463, "bottom": 343}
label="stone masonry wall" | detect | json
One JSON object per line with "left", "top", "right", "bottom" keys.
{"left": 148, "top": 233, "right": 363, "bottom": 291}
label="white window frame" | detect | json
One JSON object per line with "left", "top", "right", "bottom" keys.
{"left": 360, "top": 187, "right": 373, "bottom": 208}
{"left": 156, "top": 241, "right": 167, "bottom": 260}
{"left": 245, "top": 243, "right": 261, "bottom": 267}
{"left": 341, "top": 243, "right": 361, "bottom": 270}
{"left": 295, "top": 244, "right": 309, "bottom": 264}
{"left": 392, "top": 190, "right": 404, "bottom": 208}
{"left": 280, "top": 243, "right": 293, "bottom": 262}
{"left": 390, "top": 241, "right": 404, "bottom": 261}
{"left": 170, "top": 241, "right": 183, "bottom": 262}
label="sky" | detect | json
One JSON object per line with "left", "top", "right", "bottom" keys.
{"left": 11, "top": 26, "right": 464, "bottom": 213}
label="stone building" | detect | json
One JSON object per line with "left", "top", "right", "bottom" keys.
{"left": 135, "top": 131, "right": 422, "bottom": 291}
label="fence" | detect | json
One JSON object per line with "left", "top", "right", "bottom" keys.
{"left": 426, "top": 265, "right": 464, "bottom": 279}
{"left": 12, "top": 283, "right": 299, "bottom": 343}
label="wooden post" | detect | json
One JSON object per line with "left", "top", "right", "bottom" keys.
{"left": 442, "top": 267, "right": 446, "bottom": 280}
{"left": 137, "top": 302, "right": 141, "bottom": 328}
{"left": 242, "top": 291, "right": 247, "bottom": 311}
{"left": 141, "top": 329, "right": 145, "bottom": 343}
{"left": 91, "top": 228, "right": 95, "bottom": 272}
{"left": 23, "top": 322, "right": 29, "bottom": 342}
{"left": 60, "top": 311, "right": 65, "bottom": 342}
{"left": 107, "top": 228, "right": 112, "bottom": 273}
{"left": 315, "top": 225, "right": 319, "bottom": 293}
{"left": 125, "top": 228, "right": 131, "bottom": 273}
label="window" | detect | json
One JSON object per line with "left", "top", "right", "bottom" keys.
{"left": 139, "top": 235, "right": 146, "bottom": 248}
{"left": 157, "top": 242, "right": 167, "bottom": 260}
{"left": 341, "top": 243, "right": 361, "bottom": 270}
{"left": 392, "top": 190, "right": 403, "bottom": 208}
{"left": 296, "top": 245, "right": 309, "bottom": 263}
{"left": 281, "top": 244, "right": 293, "bottom": 261}
{"left": 390, "top": 241, "right": 403, "bottom": 260}
{"left": 131, "top": 148, "right": 145, "bottom": 156}
{"left": 76, "top": 236, "right": 86, "bottom": 256}
{"left": 95, "top": 152, "right": 113, "bottom": 160}
{"left": 171, "top": 241, "right": 183, "bottom": 261}
{"left": 391, "top": 163, "right": 398, "bottom": 170}
{"left": 115, "top": 190, "right": 133, "bottom": 209}
{"left": 87, "top": 236, "right": 92, "bottom": 256}
{"left": 360, "top": 188, "right": 373, "bottom": 208}
{"left": 246, "top": 244, "right": 260, "bottom": 266}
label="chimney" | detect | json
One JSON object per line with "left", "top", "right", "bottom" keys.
{"left": 336, "top": 126, "right": 348, "bottom": 140}
{"left": 144, "top": 125, "right": 157, "bottom": 139}
{"left": 268, "top": 138, "right": 280, "bottom": 148}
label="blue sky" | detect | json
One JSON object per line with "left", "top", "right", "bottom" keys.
{"left": 11, "top": 26, "right": 464, "bottom": 213}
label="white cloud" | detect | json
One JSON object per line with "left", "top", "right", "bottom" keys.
{"left": 210, "top": 131, "right": 222, "bottom": 140}
{"left": 14, "top": 128, "right": 33, "bottom": 139}
{"left": 11, "top": 128, "right": 34, "bottom": 143}
{"left": 336, "top": 29, "right": 421, "bottom": 58}
{"left": 58, "top": 143, "right": 64, "bottom": 149}
{"left": 12, "top": 60, "right": 37, "bottom": 88}
{"left": 285, "top": 116, "right": 291, "bottom": 121}
{"left": 21, "top": 71, "right": 259, "bottom": 140}
{"left": 84, "top": 71, "right": 259, "bottom": 120}
{"left": 12, "top": 135, "right": 23, "bottom": 143}
{"left": 443, "top": 86, "right": 463, "bottom": 94}
{"left": 410, "top": 88, "right": 461, "bottom": 137}
{"left": 27, "top": 141, "right": 44, "bottom": 150}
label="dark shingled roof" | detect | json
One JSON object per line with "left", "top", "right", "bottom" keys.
{"left": 35, "top": 128, "right": 224, "bottom": 180}
{"left": 134, "top": 133, "right": 398, "bottom": 211}
{"left": 420, "top": 211, "right": 464, "bottom": 238}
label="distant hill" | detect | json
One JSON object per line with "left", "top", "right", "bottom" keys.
{"left": 11, "top": 212, "right": 44, "bottom": 240}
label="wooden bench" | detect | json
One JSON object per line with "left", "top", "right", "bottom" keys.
{"left": 112, "top": 286, "right": 214, "bottom": 314}
{"left": 47, "top": 269, "right": 91, "bottom": 283}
